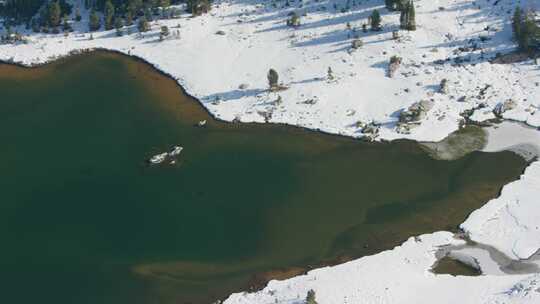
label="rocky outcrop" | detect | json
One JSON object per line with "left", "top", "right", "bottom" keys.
{"left": 361, "top": 122, "right": 380, "bottom": 140}
{"left": 397, "top": 100, "right": 435, "bottom": 134}
{"left": 493, "top": 99, "right": 517, "bottom": 117}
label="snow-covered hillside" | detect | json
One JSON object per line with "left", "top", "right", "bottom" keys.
{"left": 1, "top": 0, "right": 539, "bottom": 142}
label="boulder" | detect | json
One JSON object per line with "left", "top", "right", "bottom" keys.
{"left": 399, "top": 100, "right": 435, "bottom": 123}
{"left": 493, "top": 99, "right": 517, "bottom": 117}
{"left": 440, "top": 78, "right": 449, "bottom": 94}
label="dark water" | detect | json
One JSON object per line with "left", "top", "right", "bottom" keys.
{"left": 433, "top": 257, "right": 481, "bottom": 276}
{"left": 0, "top": 52, "right": 526, "bottom": 304}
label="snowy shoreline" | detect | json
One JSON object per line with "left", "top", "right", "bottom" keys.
{"left": 2, "top": 0, "right": 540, "bottom": 143}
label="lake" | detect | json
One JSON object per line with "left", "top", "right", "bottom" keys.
{"left": 0, "top": 52, "right": 526, "bottom": 304}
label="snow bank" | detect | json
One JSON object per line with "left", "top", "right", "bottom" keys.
{"left": 223, "top": 232, "right": 540, "bottom": 304}
{"left": 482, "top": 121, "right": 540, "bottom": 161}
{"left": 1, "top": 0, "right": 539, "bottom": 142}
{"left": 461, "top": 161, "right": 540, "bottom": 260}
{"left": 458, "top": 122, "right": 540, "bottom": 261}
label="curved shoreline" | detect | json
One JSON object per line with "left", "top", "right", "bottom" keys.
{"left": 2, "top": 50, "right": 540, "bottom": 303}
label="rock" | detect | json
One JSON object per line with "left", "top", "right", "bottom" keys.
{"left": 440, "top": 78, "right": 449, "bottom": 94}
{"left": 362, "top": 122, "right": 380, "bottom": 140}
{"left": 399, "top": 100, "right": 435, "bottom": 124}
{"left": 215, "top": 30, "right": 226, "bottom": 35}
{"left": 388, "top": 58, "right": 402, "bottom": 78}
{"left": 493, "top": 99, "right": 517, "bottom": 117}
{"left": 238, "top": 83, "right": 249, "bottom": 89}
{"left": 351, "top": 39, "right": 363, "bottom": 49}
{"left": 457, "top": 96, "right": 468, "bottom": 102}
{"left": 396, "top": 123, "right": 412, "bottom": 134}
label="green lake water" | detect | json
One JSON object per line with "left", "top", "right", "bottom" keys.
{"left": 0, "top": 52, "right": 527, "bottom": 304}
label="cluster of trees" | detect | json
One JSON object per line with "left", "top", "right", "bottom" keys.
{"left": 512, "top": 7, "right": 540, "bottom": 54}
{"left": 1, "top": 0, "right": 213, "bottom": 33}
{"left": 0, "top": 0, "right": 46, "bottom": 24}
{"left": 385, "top": 0, "right": 412, "bottom": 11}
{"left": 87, "top": 0, "right": 183, "bottom": 32}
{"left": 398, "top": 1, "right": 416, "bottom": 31}
{"left": 385, "top": 0, "right": 416, "bottom": 31}
{"left": 86, "top": 0, "right": 212, "bottom": 33}
{"left": 369, "top": 0, "right": 416, "bottom": 32}
{"left": 34, "top": 0, "right": 73, "bottom": 33}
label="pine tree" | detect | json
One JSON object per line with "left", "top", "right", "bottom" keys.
{"left": 512, "top": 7, "right": 540, "bottom": 53}
{"left": 48, "top": 1, "right": 62, "bottom": 27}
{"left": 104, "top": 0, "right": 115, "bottom": 30}
{"left": 407, "top": 1, "right": 416, "bottom": 31}
{"left": 267, "top": 69, "right": 279, "bottom": 89}
{"left": 125, "top": 10, "right": 133, "bottom": 26}
{"left": 512, "top": 7, "right": 523, "bottom": 43}
{"left": 396, "top": 0, "right": 408, "bottom": 11}
{"left": 370, "top": 9, "right": 381, "bottom": 31}
{"left": 89, "top": 8, "right": 101, "bottom": 31}
{"left": 187, "top": 0, "right": 211, "bottom": 16}
{"left": 306, "top": 290, "right": 318, "bottom": 304}
{"left": 399, "top": 2, "right": 408, "bottom": 29}
{"left": 138, "top": 16, "right": 149, "bottom": 32}
{"left": 115, "top": 17, "right": 123, "bottom": 36}
{"left": 160, "top": 0, "right": 171, "bottom": 8}
{"left": 62, "top": 15, "right": 71, "bottom": 32}
{"left": 75, "top": 7, "right": 82, "bottom": 22}
{"left": 385, "top": 0, "right": 395, "bottom": 11}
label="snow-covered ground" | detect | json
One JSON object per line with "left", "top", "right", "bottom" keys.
{"left": 1, "top": 0, "right": 539, "bottom": 142}
{"left": 2, "top": 0, "right": 540, "bottom": 303}
{"left": 224, "top": 232, "right": 540, "bottom": 304}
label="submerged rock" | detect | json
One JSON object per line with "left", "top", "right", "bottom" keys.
{"left": 420, "top": 126, "right": 487, "bottom": 160}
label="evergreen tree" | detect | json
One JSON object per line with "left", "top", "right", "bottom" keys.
{"left": 160, "top": 0, "right": 171, "bottom": 8}
{"left": 406, "top": 1, "right": 416, "bottom": 31}
{"left": 89, "top": 8, "right": 101, "bottom": 31}
{"left": 187, "top": 0, "right": 211, "bottom": 16}
{"left": 512, "top": 7, "right": 540, "bottom": 53}
{"left": 62, "top": 15, "right": 71, "bottom": 32}
{"left": 115, "top": 17, "right": 124, "bottom": 36}
{"left": 75, "top": 7, "right": 82, "bottom": 22}
{"left": 267, "top": 68, "right": 279, "bottom": 89}
{"left": 399, "top": 1, "right": 416, "bottom": 30}
{"left": 104, "top": 0, "right": 115, "bottom": 30}
{"left": 370, "top": 9, "right": 381, "bottom": 31}
{"left": 48, "top": 1, "right": 62, "bottom": 27}
{"left": 385, "top": 0, "right": 395, "bottom": 11}
{"left": 512, "top": 7, "right": 523, "bottom": 43}
{"left": 306, "top": 290, "right": 318, "bottom": 304}
{"left": 396, "top": 0, "right": 408, "bottom": 11}
{"left": 137, "top": 16, "right": 149, "bottom": 32}
{"left": 399, "top": 2, "right": 408, "bottom": 29}
{"left": 125, "top": 10, "right": 133, "bottom": 26}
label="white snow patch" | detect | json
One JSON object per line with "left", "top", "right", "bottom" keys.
{"left": 1, "top": 0, "right": 539, "bottom": 142}
{"left": 223, "top": 232, "right": 540, "bottom": 304}
{"left": 461, "top": 161, "right": 540, "bottom": 261}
